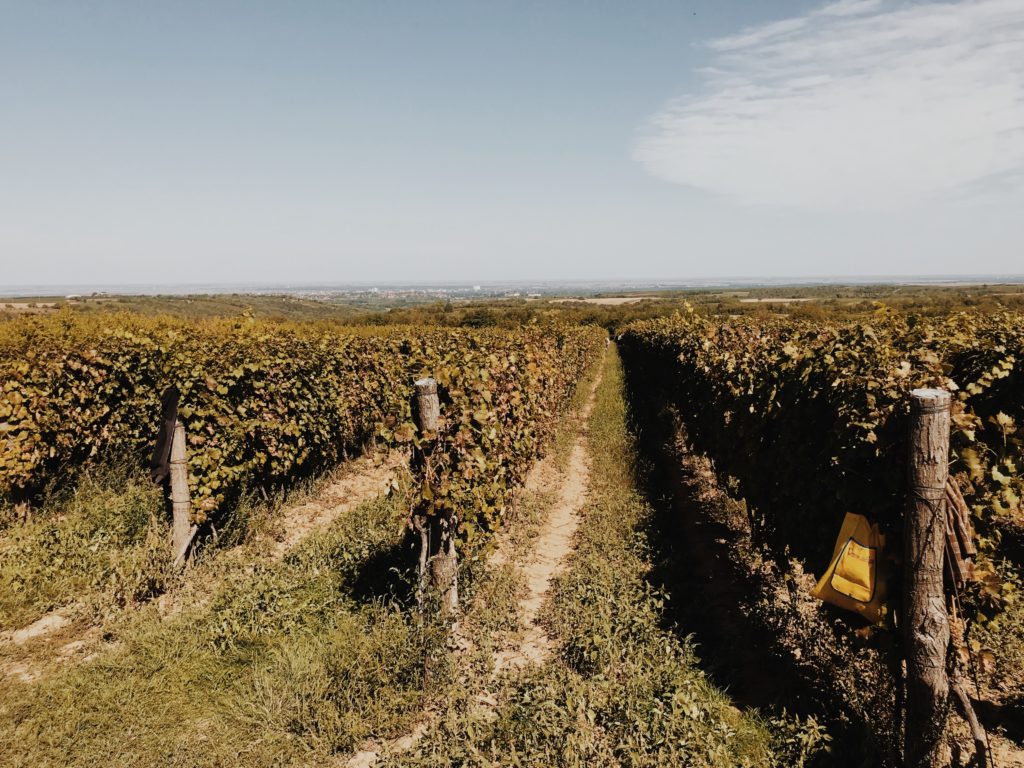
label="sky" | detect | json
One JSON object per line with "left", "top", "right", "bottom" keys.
{"left": 1, "top": 0, "right": 1022, "bottom": 287}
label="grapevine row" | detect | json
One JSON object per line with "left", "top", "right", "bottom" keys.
{"left": 619, "top": 308, "right": 1023, "bottom": 597}
{"left": 0, "top": 312, "right": 604, "bottom": 547}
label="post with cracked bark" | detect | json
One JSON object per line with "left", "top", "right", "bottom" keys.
{"left": 170, "top": 420, "right": 196, "bottom": 568}
{"left": 413, "top": 377, "right": 458, "bottom": 616}
{"left": 904, "top": 388, "right": 952, "bottom": 767}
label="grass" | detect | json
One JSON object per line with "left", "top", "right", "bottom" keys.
{"left": 0, "top": 487, "right": 442, "bottom": 767}
{"left": 0, "top": 444, "right": 397, "bottom": 634}
{"left": 0, "top": 467, "right": 171, "bottom": 631}
{"left": 388, "top": 347, "right": 830, "bottom": 767}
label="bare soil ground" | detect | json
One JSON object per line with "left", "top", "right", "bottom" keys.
{"left": 737, "top": 297, "right": 816, "bottom": 303}
{"left": 551, "top": 296, "right": 661, "bottom": 305}
{"left": 0, "top": 301, "right": 60, "bottom": 314}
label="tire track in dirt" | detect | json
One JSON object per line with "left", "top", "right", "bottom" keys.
{"left": 489, "top": 363, "right": 600, "bottom": 672}
{"left": 343, "top": 352, "right": 605, "bottom": 768}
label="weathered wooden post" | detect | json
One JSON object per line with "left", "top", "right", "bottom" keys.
{"left": 413, "top": 377, "right": 458, "bottom": 615}
{"left": 169, "top": 420, "right": 195, "bottom": 569}
{"left": 904, "top": 388, "right": 952, "bottom": 768}
{"left": 414, "top": 378, "right": 441, "bottom": 436}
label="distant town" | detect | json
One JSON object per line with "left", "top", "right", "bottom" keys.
{"left": 4, "top": 274, "right": 1024, "bottom": 302}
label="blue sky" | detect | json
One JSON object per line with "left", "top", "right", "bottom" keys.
{"left": 2, "top": 0, "right": 1022, "bottom": 286}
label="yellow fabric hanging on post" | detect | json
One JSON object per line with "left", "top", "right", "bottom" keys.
{"left": 810, "top": 512, "right": 887, "bottom": 624}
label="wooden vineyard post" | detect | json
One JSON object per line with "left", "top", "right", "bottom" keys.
{"left": 904, "top": 388, "right": 952, "bottom": 768}
{"left": 413, "top": 377, "right": 458, "bottom": 616}
{"left": 169, "top": 420, "right": 196, "bottom": 569}
{"left": 414, "top": 377, "right": 441, "bottom": 436}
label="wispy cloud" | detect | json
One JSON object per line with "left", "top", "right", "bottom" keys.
{"left": 634, "top": 0, "right": 1024, "bottom": 211}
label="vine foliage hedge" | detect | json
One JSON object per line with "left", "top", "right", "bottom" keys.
{"left": 0, "top": 313, "right": 410, "bottom": 521}
{"left": 0, "top": 311, "right": 604, "bottom": 548}
{"left": 619, "top": 307, "right": 1023, "bottom": 614}
{"left": 388, "top": 326, "right": 604, "bottom": 548}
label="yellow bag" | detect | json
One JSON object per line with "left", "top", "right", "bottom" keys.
{"left": 810, "top": 512, "right": 887, "bottom": 623}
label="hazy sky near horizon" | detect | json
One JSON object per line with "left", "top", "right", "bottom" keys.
{"left": 2, "top": 0, "right": 1023, "bottom": 286}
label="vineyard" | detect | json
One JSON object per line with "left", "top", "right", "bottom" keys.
{"left": 0, "top": 314, "right": 601, "bottom": 537}
{"left": 620, "top": 308, "right": 1024, "bottom": 567}
{"left": 0, "top": 301, "right": 1022, "bottom": 767}
{"left": 619, "top": 307, "right": 1024, "bottom": 765}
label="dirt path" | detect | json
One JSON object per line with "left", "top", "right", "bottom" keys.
{"left": 343, "top": 354, "right": 604, "bottom": 768}
{"left": 0, "top": 448, "right": 406, "bottom": 683}
{"left": 490, "top": 366, "right": 600, "bottom": 672}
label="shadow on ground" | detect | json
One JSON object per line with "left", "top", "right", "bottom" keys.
{"left": 622, "top": 363, "right": 883, "bottom": 768}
